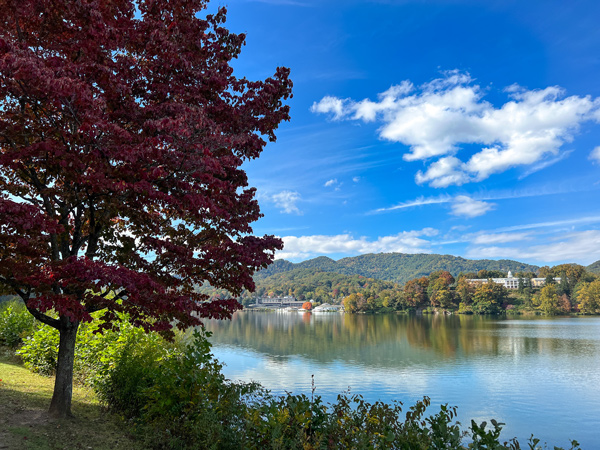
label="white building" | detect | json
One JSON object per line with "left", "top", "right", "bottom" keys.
{"left": 312, "top": 303, "right": 344, "bottom": 312}
{"left": 467, "top": 271, "right": 560, "bottom": 290}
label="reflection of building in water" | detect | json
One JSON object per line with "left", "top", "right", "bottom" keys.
{"left": 467, "top": 271, "right": 560, "bottom": 290}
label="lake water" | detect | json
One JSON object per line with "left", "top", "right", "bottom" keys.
{"left": 205, "top": 311, "right": 600, "bottom": 448}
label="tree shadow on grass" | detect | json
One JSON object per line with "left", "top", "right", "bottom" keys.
{"left": 0, "top": 386, "right": 143, "bottom": 450}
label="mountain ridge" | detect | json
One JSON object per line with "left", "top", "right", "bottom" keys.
{"left": 256, "top": 252, "right": 541, "bottom": 286}
{"left": 587, "top": 260, "right": 600, "bottom": 274}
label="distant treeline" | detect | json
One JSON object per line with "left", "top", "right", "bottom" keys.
{"left": 200, "top": 262, "right": 600, "bottom": 315}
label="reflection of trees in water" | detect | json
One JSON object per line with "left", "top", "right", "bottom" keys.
{"left": 205, "top": 312, "right": 600, "bottom": 368}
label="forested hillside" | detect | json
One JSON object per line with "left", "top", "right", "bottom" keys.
{"left": 256, "top": 253, "right": 540, "bottom": 285}
{"left": 587, "top": 260, "right": 600, "bottom": 274}
{"left": 200, "top": 259, "right": 600, "bottom": 316}
{"left": 250, "top": 268, "right": 402, "bottom": 305}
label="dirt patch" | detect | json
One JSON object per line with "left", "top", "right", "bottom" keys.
{"left": 3, "top": 407, "right": 51, "bottom": 427}
{"left": 0, "top": 392, "right": 51, "bottom": 449}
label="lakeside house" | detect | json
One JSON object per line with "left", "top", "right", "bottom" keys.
{"left": 252, "top": 296, "right": 306, "bottom": 308}
{"left": 312, "top": 303, "right": 344, "bottom": 313}
{"left": 467, "top": 271, "right": 561, "bottom": 290}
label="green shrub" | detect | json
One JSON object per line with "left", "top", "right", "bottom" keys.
{"left": 0, "top": 300, "right": 38, "bottom": 347}
{"left": 96, "top": 328, "right": 263, "bottom": 449}
{"left": 74, "top": 319, "right": 170, "bottom": 387}
{"left": 17, "top": 312, "right": 168, "bottom": 383}
{"left": 93, "top": 328, "right": 176, "bottom": 419}
{"left": 17, "top": 324, "right": 59, "bottom": 375}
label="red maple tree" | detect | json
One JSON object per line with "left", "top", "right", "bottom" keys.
{"left": 0, "top": 0, "right": 291, "bottom": 417}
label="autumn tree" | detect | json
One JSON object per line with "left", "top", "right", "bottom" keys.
{"left": 538, "top": 284, "right": 560, "bottom": 315}
{"left": 455, "top": 276, "right": 474, "bottom": 305}
{"left": 343, "top": 293, "right": 366, "bottom": 313}
{"left": 576, "top": 280, "right": 600, "bottom": 314}
{"left": 477, "top": 269, "right": 506, "bottom": 279}
{"left": 551, "top": 263, "right": 586, "bottom": 283}
{"left": 0, "top": 0, "right": 291, "bottom": 417}
{"left": 427, "top": 271, "right": 455, "bottom": 309}
{"left": 472, "top": 281, "right": 508, "bottom": 314}
{"left": 403, "top": 277, "right": 429, "bottom": 309}
{"left": 515, "top": 271, "right": 537, "bottom": 279}
{"left": 538, "top": 266, "right": 552, "bottom": 278}
{"left": 558, "top": 294, "right": 571, "bottom": 314}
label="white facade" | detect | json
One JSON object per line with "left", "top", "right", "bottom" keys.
{"left": 312, "top": 303, "right": 344, "bottom": 312}
{"left": 467, "top": 272, "right": 561, "bottom": 290}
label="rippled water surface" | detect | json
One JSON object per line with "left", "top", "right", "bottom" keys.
{"left": 205, "top": 312, "right": 600, "bottom": 448}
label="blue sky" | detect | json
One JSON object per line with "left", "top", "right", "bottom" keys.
{"left": 212, "top": 0, "right": 600, "bottom": 266}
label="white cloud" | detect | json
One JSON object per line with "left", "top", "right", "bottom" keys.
{"left": 272, "top": 190, "right": 302, "bottom": 214}
{"left": 518, "top": 150, "right": 573, "bottom": 179}
{"left": 310, "top": 96, "right": 348, "bottom": 120}
{"left": 352, "top": 176, "right": 360, "bottom": 182}
{"left": 373, "top": 194, "right": 494, "bottom": 218}
{"left": 495, "top": 215, "right": 600, "bottom": 232}
{"left": 467, "top": 230, "right": 600, "bottom": 264}
{"left": 374, "top": 185, "right": 589, "bottom": 215}
{"left": 470, "top": 232, "right": 531, "bottom": 245}
{"left": 352, "top": 82, "right": 415, "bottom": 122}
{"left": 589, "top": 146, "right": 600, "bottom": 163}
{"left": 373, "top": 194, "right": 452, "bottom": 213}
{"left": 278, "top": 228, "right": 438, "bottom": 260}
{"left": 450, "top": 225, "right": 471, "bottom": 232}
{"left": 312, "top": 72, "right": 600, "bottom": 187}
{"left": 450, "top": 195, "right": 495, "bottom": 218}
{"left": 415, "top": 156, "right": 471, "bottom": 187}
{"left": 324, "top": 178, "right": 342, "bottom": 191}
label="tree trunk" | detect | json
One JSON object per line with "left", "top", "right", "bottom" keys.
{"left": 49, "top": 316, "right": 80, "bottom": 418}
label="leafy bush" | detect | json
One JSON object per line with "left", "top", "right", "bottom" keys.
{"left": 17, "top": 324, "right": 59, "bottom": 375}
{"left": 243, "top": 392, "right": 460, "bottom": 450}
{"left": 95, "top": 328, "right": 264, "bottom": 449}
{"left": 17, "top": 312, "right": 168, "bottom": 383}
{"left": 93, "top": 328, "right": 178, "bottom": 419}
{"left": 0, "top": 300, "right": 38, "bottom": 347}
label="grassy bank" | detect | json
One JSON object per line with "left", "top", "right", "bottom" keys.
{"left": 0, "top": 348, "right": 142, "bottom": 450}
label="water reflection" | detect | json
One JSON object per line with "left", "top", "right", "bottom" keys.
{"left": 205, "top": 312, "right": 600, "bottom": 367}
{"left": 205, "top": 312, "right": 600, "bottom": 448}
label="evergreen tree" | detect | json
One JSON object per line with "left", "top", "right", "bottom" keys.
{"left": 557, "top": 272, "right": 571, "bottom": 297}
{"left": 518, "top": 277, "right": 525, "bottom": 293}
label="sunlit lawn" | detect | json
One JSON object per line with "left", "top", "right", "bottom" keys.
{"left": 0, "top": 348, "right": 143, "bottom": 450}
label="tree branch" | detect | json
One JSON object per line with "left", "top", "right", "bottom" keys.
{"left": 25, "top": 304, "right": 61, "bottom": 329}
{"left": 85, "top": 304, "right": 107, "bottom": 314}
{"left": 15, "top": 291, "right": 61, "bottom": 329}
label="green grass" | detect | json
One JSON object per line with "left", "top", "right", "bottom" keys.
{"left": 0, "top": 348, "right": 144, "bottom": 450}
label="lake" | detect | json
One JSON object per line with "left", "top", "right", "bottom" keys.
{"left": 205, "top": 311, "right": 600, "bottom": 448}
